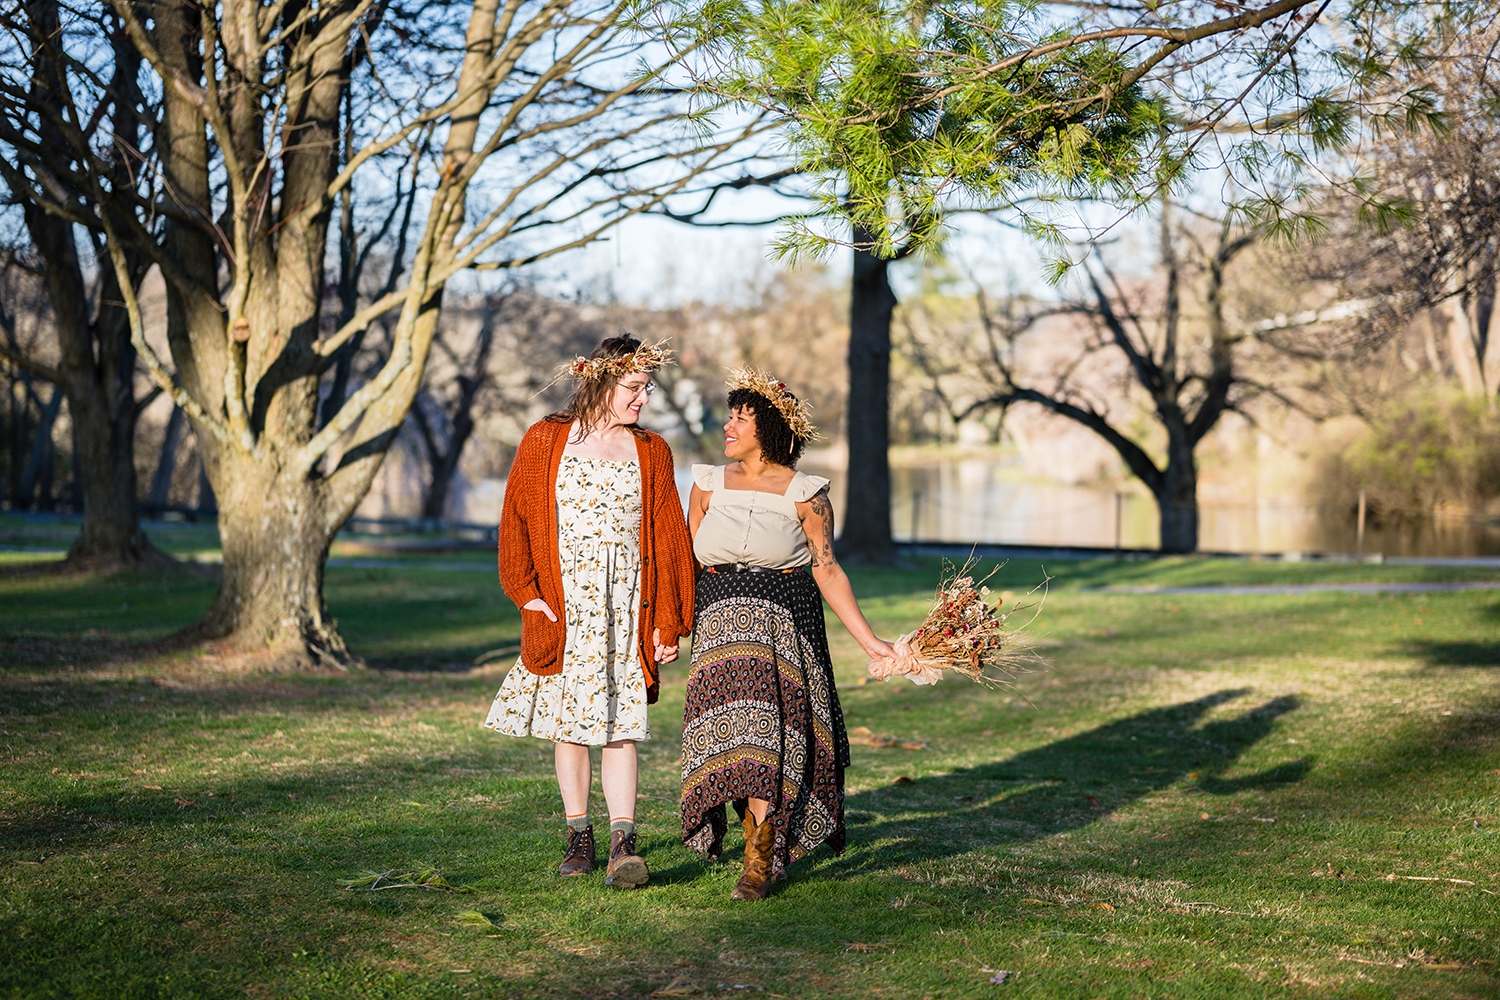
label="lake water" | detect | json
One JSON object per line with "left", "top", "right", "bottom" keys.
{"left": 789, "top": 456, "right": 1500, "bottom": 559}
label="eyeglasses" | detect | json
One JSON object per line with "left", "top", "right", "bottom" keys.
{"left": 620, "top": 381, "right": 656, "bottom": 398}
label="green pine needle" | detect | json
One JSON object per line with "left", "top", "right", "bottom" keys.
{"left": 340, "top": 863, "right": 472, "bottom": 893}
{"left": 455, "top": 910, "right": 502, "bottom": 930}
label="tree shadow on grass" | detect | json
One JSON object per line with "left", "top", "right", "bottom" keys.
{"left": 1399, "top": 595, "right": 1500, "bottom": 667}
{"left": 1401, "top": 639, "right": 1500, "bottom": 667}
{"left": 818, "top": 688, "right": 1311, "bottom": 877}
{"left": 0, "top": 686, "right": 1318, "bottom": 1000}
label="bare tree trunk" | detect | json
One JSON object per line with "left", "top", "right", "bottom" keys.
{"left": 420, "top": 447, "right": 460, "bottom": 522}
{"left": 20, "top": 210, "right": 163, "bottom": 568}
{"left": 413, "top": 296, "right": 499, "bottom": 522}
{"left": 193, "top": 458, "right": 348, "bottom": 668}
{"left": 64, "top": 377, "right": 158, "bottom": 568}
{"left": 16, "top": 384, "right": 61, "bottom": 510}
{"left": 148, "top": 404, "right": 186, "bottom": 510}
{"left": 0, "top": 0, "right": 167, "bottom": 570}
{"left": 1157, "top": 432, "right": 1200, "bottom": 554}
{"left": 1444, "top": 296, "right": 1488, "bottom": 397}
{"left": 196, "top": 454, "right": 216, "bottom": 515}
{"left": 839, "top": 228, "right": 897, "bottom": 564}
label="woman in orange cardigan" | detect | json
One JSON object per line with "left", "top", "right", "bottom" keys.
{"left": 486, "top": 335, "right": 694, "bottom": 889}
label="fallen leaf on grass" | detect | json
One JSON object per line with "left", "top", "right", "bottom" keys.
{"left": 844, "top": 942, "right": 890, "bottom": 953}
{"left": 848, "top": 726, "right": 927, "bottom": 750}
{"left": 989, "top": 969, "right": 1016, "bottom": 984}
{"left": 892, "top": 775, "right": 915, "bottom": 785}
{"left": 1094, "top": 903, "right": 1115, "bottom": 911}
{"left": 650, "top": 978, "right": 700, "bottom": 997}
{"left": 455, "top": 910, "right": 501, "bottom": 929}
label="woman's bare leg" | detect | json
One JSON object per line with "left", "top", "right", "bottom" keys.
{"left": 746, "top": 797, "right": 769, "bottom": 823}
{"left": 599, "top": 739, "right": 637, "bottom": 822}
{"left": 554, "top": 741, "right": 592, "bottom": 817}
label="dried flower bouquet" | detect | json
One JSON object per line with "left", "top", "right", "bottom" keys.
{"left": 868, "top": 558, "right": 1046, "bottom": 686}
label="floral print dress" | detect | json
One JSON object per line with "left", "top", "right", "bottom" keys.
{"left": 484, "top": 456, "right": 649, "bottom": 745}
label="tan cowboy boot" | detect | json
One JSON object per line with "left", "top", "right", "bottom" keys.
{"left": 730, "top": 813, "right": 775, "bottom": 900}
{"left": 604, "top": 829, "right": 649, "bottom": 888}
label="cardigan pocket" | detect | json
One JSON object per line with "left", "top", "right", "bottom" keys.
{"left": 519, "top": 609, "right": 564, "bottom": 674}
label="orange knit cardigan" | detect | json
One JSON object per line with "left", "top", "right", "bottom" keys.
{"left": 497, "top": 417, "right": 695, "bottom": 704}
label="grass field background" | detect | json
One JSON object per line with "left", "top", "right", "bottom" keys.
{"left": 1, "top": 518, "right": 1497, "bottom": 999}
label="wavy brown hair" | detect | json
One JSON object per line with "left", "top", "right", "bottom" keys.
{"left": 548, "top": 334, "right": 648, "bottom": 438}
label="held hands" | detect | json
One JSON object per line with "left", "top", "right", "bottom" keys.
{"left": 653, "top": 627, "right": 679, "bottom": 664}
{"left": 522, "top": 598, "right": 557, "bottom": 622}
{"left": 525, "top": 602, "right": 679, "bottom": 662}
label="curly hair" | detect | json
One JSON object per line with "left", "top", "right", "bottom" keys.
{"left": 728, "top": 387, "right": 807, "bottom": 467}
{"left": 549, "top": 334, "right": 648, "bottom": 438}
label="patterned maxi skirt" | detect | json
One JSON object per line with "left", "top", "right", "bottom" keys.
{"left": 680, "top": 568, "right": 851, "bottom": 877}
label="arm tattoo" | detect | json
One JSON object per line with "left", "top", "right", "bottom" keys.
{"left": 806, "top": 489, "right": 835, "bottom": 567}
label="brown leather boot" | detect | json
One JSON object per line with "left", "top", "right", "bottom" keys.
{"left": 604, "top": 829, "right": 648, "bottom": 888}
{"left": 730, "top": 814, "right": 775, "bottom": 900}
{"left": 559, "top": 825, "right": 595, "bottom": 877}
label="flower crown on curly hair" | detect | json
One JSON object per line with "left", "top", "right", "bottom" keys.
{"left": 558, "top": 340, "right": 673, "bottom": 384}
{"left": 727, "top": 367, "right": 820, "bottom": 443}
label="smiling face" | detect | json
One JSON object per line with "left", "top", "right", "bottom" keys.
{"left": 610, "top": 373, "right": 653, "bottom": 426}
{"left": 723, "top": 405, "right": 762, "bottom": 462}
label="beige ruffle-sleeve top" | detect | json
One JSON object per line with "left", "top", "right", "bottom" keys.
{"left": 691, "top": 464, "right": 832, "bottom": 570}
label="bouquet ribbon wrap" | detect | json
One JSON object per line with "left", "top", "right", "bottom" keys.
{"left": 866, "top": 633, "right": 945, "bottom": 686}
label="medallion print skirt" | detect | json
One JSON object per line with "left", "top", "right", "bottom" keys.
{"left": 680, "top": 568, "right": 851, "bottom": 877}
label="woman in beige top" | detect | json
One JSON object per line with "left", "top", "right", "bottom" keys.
{"left": 680, "top": 369, "right": 894, "bottom": 900}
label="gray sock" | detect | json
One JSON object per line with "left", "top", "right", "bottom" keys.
{"left": 566, "top": 814, "right": 591, "bottom": 833}
{"left": 609, "top": 818, "right": 635, "bottom": 839}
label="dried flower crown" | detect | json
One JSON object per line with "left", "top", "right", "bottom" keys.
{"left": 558, "top": 340, "right": 673, "bottom": 384}
{"left": 726, "top": 367, "right": 820, "bottom": 443}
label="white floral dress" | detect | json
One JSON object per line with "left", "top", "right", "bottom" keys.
{"left": 484, "top": 456, "right": 649, "bottom": 744}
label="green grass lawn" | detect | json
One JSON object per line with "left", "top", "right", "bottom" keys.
{"left": 1, "top": 552, "right": 1497, "bottom": 999}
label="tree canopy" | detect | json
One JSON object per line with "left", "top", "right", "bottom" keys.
{"left": 677, "top": 0, "right": 1445, "bottom": 263}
